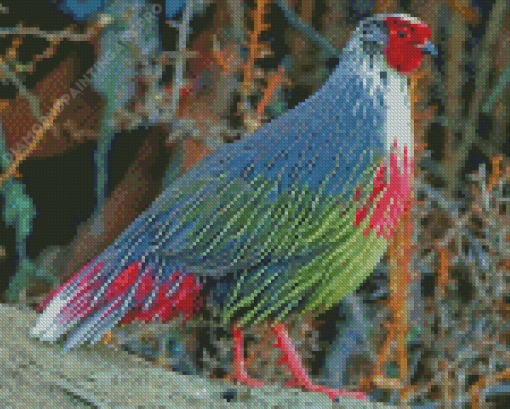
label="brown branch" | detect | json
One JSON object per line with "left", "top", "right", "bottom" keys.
{"left": 256, "top": 65, "right": 285, "bottom": 117}
{"left": 242, "top": 0, "right": 270, "bottom": 97}
{"left": 437, "top": 247, "right": 449, "bottom": 299}
{"left": 0, "top": 97, "right": 65, "bottom": 188}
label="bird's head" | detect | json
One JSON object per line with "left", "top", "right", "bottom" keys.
{"left": 350, "top": 14, "right": 436, "bottom": 75}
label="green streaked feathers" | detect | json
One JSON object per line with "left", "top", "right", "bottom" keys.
{"left": 220, "top": 162, "right": 388, "bottom": 327}
{"left": 153, "top": 154, "right": 389, "bottom": 328}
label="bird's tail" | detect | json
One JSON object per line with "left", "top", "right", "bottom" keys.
{"left": 30, "top": 219, "right": 203, "bottom": 351}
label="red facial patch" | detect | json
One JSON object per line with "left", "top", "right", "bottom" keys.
{"left": 384, "top": 17, "right": 432, "bottom": 74}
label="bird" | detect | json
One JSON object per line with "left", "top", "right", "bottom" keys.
{"left": 31, "top": 14, "right": 435, "bottom": 402}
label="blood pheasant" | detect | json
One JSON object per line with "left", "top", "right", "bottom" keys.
{"left": 31, "top": 14, "right": 435, "bottom": 401}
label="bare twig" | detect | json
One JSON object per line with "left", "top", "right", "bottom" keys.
{"left": 0, "top": 27, "right": 95, "bottom": 42}
{"left": 482, "top": 68, "right": 509, "bottom": 114}
{"left": 441, "top": 0, "right": 506, "bottom": 195}
{"left": 0, "top": 59, "right": 42, "bottom": 119}
{"left": 169, "top": 0, "right": 195, "bottom": 121}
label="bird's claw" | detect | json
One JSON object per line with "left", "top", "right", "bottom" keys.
{"left": 284, "top": 381, "right": 367, "bottom": 401}
{"left": 232, "top": 375, "right": 264, "bottom": 387}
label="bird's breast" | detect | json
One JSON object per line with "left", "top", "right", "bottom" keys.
{"left": 382, "top": 72, "right": 414, "bottom": 163}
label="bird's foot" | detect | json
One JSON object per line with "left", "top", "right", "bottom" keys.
{"left": 284, "top": 381, "right": 367, "bottom": 401}
{"left": 231, "top": 324, "right": 264, "bottom": 387}
{"left": 272, "top": 323, "right": 367, "bottom": 402}
{"left": 232, "top": 373, "right": 264, "bottom": 387}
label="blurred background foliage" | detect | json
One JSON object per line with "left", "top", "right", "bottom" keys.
{"left": 0, "top": 0, "right": 508, "bottom": 407}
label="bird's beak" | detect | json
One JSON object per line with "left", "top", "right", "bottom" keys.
{"left": 417, "top": 40, "right": 437, "bottom": 56}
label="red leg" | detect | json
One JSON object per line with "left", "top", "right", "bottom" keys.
{"left": 271, "top": 323, "right": 367, "bottom": 402}
{"left": 232, "top": 324, "right": 263, "bottom": 386}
